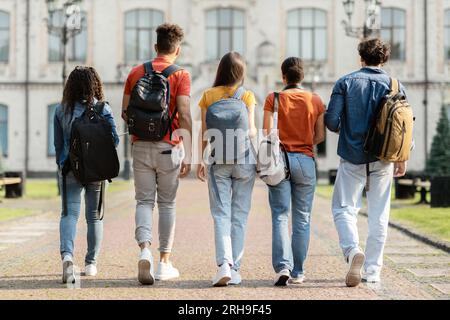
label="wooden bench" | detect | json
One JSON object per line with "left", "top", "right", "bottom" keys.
{"left": 0, "top": 177, "right": 22, "bottom": 186}
{"left": 397, "top": 178, "right": 431, "bottom": 204}
{"left": 0, "top": 173, "right": 24, "bottom": 199}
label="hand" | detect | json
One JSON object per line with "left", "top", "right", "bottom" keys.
{"left": 197, "top": 163, "right": 206, "bottom": 182}
{"left": 179, "top": 161, "right": 191, "bottom": 178}
{"left": 121, "top": 109, "right": 128, "bottom": 122}
{"left": 394, "top": 161, "right": 407, "bottom": 177}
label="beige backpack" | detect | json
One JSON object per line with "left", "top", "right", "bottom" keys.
{"left": 364, "top": 78, "right": 414, "bottom": 162}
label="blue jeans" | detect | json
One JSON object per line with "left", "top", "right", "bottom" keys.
{"left": 59, "top": 171, "right": 103, "bottom": 265}
{"left": 207, "top": 164, "right": 256, "bottom": 270}
{"left": 268, "top": 153, "right": 316, "bottom": 277}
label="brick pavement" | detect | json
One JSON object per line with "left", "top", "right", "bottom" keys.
{"left": 0, "top": 179, "right": 448, "bottom": 299}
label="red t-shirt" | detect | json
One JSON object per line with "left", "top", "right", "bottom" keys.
{"left": 124, "top": 56, "right": 191, "bottom": 145}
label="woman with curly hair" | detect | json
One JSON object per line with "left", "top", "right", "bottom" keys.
{"left": 54, "top": 66, "right": 119, "bottom": 283}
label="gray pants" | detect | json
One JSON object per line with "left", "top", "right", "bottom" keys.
{"left": 132, "top": 141, "right": 182, "bottom": 253}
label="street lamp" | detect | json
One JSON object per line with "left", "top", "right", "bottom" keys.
{"left": 46, "top": 0, "right": 84, "bottom": 86}
{"left": 342, "top": 0, "right": 382, "bottom": 39}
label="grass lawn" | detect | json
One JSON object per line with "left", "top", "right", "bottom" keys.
{"left": 315, "top": 183, "right": 450, "bottom": 243}
{"left": 0, "top": 208, "right": 36, "bottom": 223}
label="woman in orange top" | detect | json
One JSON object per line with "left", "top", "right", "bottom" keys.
{"left": 263, "top": 57, "right": 325, "bottom": 286}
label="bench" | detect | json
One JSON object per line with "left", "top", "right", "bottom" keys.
{"left": 397, "top": 178, "right": 431, "bottom": 204}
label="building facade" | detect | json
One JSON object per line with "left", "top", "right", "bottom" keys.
{"left": 0, "top": 0, "right": 449, "bottom": 176}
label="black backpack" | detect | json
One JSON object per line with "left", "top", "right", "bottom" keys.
{"left": 127, "top": 62, "right": 182, "bottom": 141}
{"left": 61, "top": 102, "right": 120, "bottom": 218}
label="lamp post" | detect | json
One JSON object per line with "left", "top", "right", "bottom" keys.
{"left": 342, "top": 0, "right": 382, "bottom": 39}
{"left": 46, "top": 0, "right": 83, "bottom": 86}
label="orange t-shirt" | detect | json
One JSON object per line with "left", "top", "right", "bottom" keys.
{"left": 263, "top": 89, "right": 325, "bottom": 157}
{"left": 124, "top": 56, "right": 191, "bottom": 145}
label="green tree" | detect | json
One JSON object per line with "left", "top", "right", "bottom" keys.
{"left": 426, "top": 105, "right": 450, "bottom": 176}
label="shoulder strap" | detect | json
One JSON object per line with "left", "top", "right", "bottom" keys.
{"left": 273, "top": 92, "right": 280, "bottom": 131}
{"left": 93, "top": 101, "right": 106, "bottom": 114}
{"left": 390, "top": 78, "right": 399, "bottom": 95}
{"left": 232, "top": 86, "right": 246, "bottom": 100}
{"left": 144, "top": 61, "right": 154, "bottom": 74}
{"left": 161, "top": 64, "right": 182, "bottom": 78}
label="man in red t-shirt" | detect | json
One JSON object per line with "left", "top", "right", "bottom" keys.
{"left": 121, "top": 23, "right": 192, "bottom": 285}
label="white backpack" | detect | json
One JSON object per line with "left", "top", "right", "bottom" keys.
{"left": 256, "top": 92, "right": 290, "bottom": 186}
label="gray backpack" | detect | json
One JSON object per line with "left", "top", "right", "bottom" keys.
{"left": 205, "top": 86, "right": 250, "bottom": 164}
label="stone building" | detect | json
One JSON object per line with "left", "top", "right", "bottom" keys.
{"left": 0, "top": 0, "right": 449, "bottom": 176}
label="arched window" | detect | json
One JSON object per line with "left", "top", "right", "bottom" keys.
{"left": 381, "top": 8, "right": 406, "bottom": 61}
{"left": 48, "top": 10, "right": 88, "bottom": 62}
{"left": 48, "top": 104, "right": 58, "bottom": 157}
{"left": 206, "top": 8, "right": 245, "bottom": 61}
{"left": 287, "top": 8, "right": 327, "bottom": 61}
{"left": 124, "top": 9, "right": 164, "bottom": 63}
{"left": 0, "top": 104, "right": 7, "bottom": 157}
{"left": 0, "top": 11, "right": 10, "bottom": 62}
{"left": 445, "top": 9, "right": 450, "bottom": 61}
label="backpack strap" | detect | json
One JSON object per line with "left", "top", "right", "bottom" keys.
{"left": 272, "top": 92, "right": 280, "bottom": 131}
{"left": 390, "top": 78, "right": 400, "bottom": 95}
{"left": 144, "top": 61, "right": 154, "bottom": 75}
{"left": 232, "top": 86, "right": 246, "bottom": 100}
{"left": 93, "top": 101, "right": 106, "bottom": 115}
{"left": 161, "top": 64, "right": 182, "bottom": 78}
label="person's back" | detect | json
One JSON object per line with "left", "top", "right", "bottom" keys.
{"left": 325, "top": 39, "right": 408, "bottom": 288}
{"left": 262, "top": 57, "right": 325, "bottom": 286}
{"left": 326, "top": 66, "right": 405, "bottom": 164}
{"left": 121, "top": 23, "right": 192, "bottom": 285}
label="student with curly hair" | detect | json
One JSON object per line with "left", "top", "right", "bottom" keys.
{"left": 54, "top": 66, "right": 119, "bottom": 283}
{"left": 325, "top": 39, "right": 407, "bottom": 287}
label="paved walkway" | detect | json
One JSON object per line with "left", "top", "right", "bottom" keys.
{"left": 0, "top": 179, "right": 449, "bottom": 299}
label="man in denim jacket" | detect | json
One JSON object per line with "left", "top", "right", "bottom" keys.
{"left": 325, "top": 39, "right": 407, "bottom": 287}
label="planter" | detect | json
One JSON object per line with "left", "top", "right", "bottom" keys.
{"left": 430, "top": 176, "right": 450, "bottom": 208}
{"left": 328, "top": 169, "right": 337, "bottom": 185}
{"left": 5, "top": 171, "right": 24, "bottom": 198}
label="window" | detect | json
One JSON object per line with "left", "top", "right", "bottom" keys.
{"left": 206, "top": 8, "right": 245, "bottom": 61}
{"left": 48, "top": 104, "right": 58, "bottom": 157}
{"left": 48, "top": 10, "right": 87, "bottom": 62}
{"left": 0, "top": 105, "right": 7, "bottom": 157}
{"left": 0, "top": 11, "right": 9, "bottom": 62}
{"left": 124, "top": 9, "right": 164, "bottom": 63}
{"left": 381, "top": 8, "right": 406, "bottom": 61}
{"left": 445, "top": 10, "right": 450, "bottom": 61}
{"left": 287, "top": 8, "right": 327, "bottom": 61}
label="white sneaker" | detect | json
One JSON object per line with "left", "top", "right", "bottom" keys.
{"left": 362, "top": 273, "right": 381, "bottom": 283}
{"left": 274, "top": 269, "right": 290, "bottom": 286}
{"left": 212, "top": 264, "right": 231, "bottom": 287}
{"left": 229, "top": 269, "right": 241, "bottom": 285}
{"left": 345, "top": 248, "right": 365, "bottom": 287}
{"left": 62, "top": 255, "right": 74, "bottom": 284}
{"left": 85, "top": 264, "right": 97, "bottom": 277}
{"left": 289, "top": 274, "right": 305, "bottom": 284}
{"left": 138, "top": 248, "right": 154, "bottom": 285}
{"left": 155, "top": 262, "right": 180, "bottom": 281}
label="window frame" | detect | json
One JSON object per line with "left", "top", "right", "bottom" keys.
{"left": 286, "top": 8, "right": 328, "bottom": 62}
{"left": 124, "top": 9, "right": 164, "bottom": 64}
{"left": 380, "top": 7, "right": 407, "bottom": 61}
{"left": 48, "top": 10, "right": 88, "bottom": 63}
{"left": 47, "top": 104, "right": 58, "bottom": 157}
{"left": 445, "top": 9, "right": 450, "bottom": 61}
{"left": 205, "top": 8, "right": 246, "bottom": 61}
{"left": 0, "top": 104, "right": 8, "bottom": 158}
{"left": 0, "top": 10, "right": 10, "bottom": 63}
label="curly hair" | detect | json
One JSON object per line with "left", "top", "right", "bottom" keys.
{"left": 358, "top": 38, "right": 391, "bottom": 66}
{"left": 156, "top": 23, "right": 184, "bottom": 54}
{"left": 61, "top": 66, "right": 104, "bottom": 114}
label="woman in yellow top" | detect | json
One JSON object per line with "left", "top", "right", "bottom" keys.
{"left": 197, "top": 52, "right": 257, "bottom": 287}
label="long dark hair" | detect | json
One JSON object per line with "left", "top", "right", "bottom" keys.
{"left": 213, "top": 52, "right": 246, "bottom": 87}
{"left": 61, "top": 66, "right": 104, "bottom": 114}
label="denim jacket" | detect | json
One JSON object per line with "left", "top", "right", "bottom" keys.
{"left": 325, "top": 67, "right": 406, "bottom": 165}
{"left": 54, "top": 100, "right": 120, "bottom": 168}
